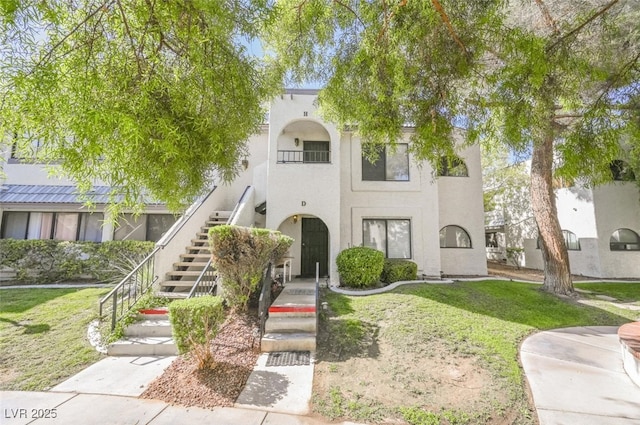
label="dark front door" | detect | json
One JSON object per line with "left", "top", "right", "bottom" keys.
{"left": 301, "top": 217, "right": 329, "bottom": 277}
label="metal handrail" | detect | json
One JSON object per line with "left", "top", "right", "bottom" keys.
{"left": 155, "top": 186, "right": 217, "bottom": 248}
{"left": 187, "top": 258, "right": 217, "bottom": 298}
{"left": 258, "top": 263, "right": 273, "bottom": 347}
{"left": 99, "top": 247, "right": 160, "bottom": 330}
{"left": 186, "top": 185, "right": 252, "bottom": 298}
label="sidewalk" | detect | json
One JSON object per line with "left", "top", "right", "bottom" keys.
{"left": 1, "top": 355, "right": 361, "bottom": 425}
{"left": 521, "top": 326, "right": 640, "bottom": 425}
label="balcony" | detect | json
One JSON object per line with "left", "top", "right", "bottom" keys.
{"left": 277, "top": 150, "right": 331, "bottom": 164}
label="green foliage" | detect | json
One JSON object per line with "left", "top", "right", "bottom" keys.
{"left": 336, "top": 247, "right": 384, "bottom": 288}
{"left": 0, "top": 2, "right": 280, "bottom": 213}
{"left": 0, "top": 239, "right": 154, "bottom": 283}
{"left": 381, "top": 259, "right": 418, "bottom": 284}
{"left": 209, "top": 225, "right": 293, "bottom": 309}
{"left": 168, "top": 296, "right": 225, "bottom": 369}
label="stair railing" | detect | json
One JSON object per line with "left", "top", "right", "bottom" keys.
{"left": 99, "top": 248, "right": 159, "bottom": 330}
{"left": 99, "top": 186, "right": 217, "bottom": 330}
{"left": 186, "top": 185, "right": 252, "bottom": 298}
{"left": 258, "top": 263, "right": 273, "bottom": 347}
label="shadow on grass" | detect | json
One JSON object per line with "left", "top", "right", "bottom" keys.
{"left": 0, "top": 288, "right": 85, "bottom": 313}
{"left": 391, "top": 280, "right": 632, "bottom": 330}
{"left": 0, "top": 317, "right": 51, "bottom": 334}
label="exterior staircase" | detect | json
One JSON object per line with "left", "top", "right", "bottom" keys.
{"left": 107, "top": 307, "right": 178, "bottom": 356}
{"left": 156, "top": 211, "right": 231, "bottom": 299}
{"left": 261, "top": 280, "right": 318, "bottom": 352}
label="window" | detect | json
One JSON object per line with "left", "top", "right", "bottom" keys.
{"left": 362, "top": 144, "right": 409, "bottom": 181}
{"left": 363, "top": 219, "right": 412, "bottom": 258}
{"left": 562, "top": 230, "right": 580, "bottom": 250}
{"left": 114, "top": 214, "right": 147, "bottom": 241}
{"left": 439, "top": 225, "right": 472, "bottom": 248}
{"left": 610, "top": 228, "right": 640, "bottom": 251}
{"left": 536, "top": 230, "right": 581, "bottom": 250}
{"left": 303, "top": 141, "right": 330, "bottom": 163}
{"left": 147, "top": 214, "right": 178, "bottom": 242}
{"left": 10, "top": 137, "right": 45, "bottom": 162}
{"left": 0, "top": 211, "right": 104, "bottom": 241}
{"left": 610, "top": 160, "right": 636, "bottom": 181}
{"left": 437, "top": 156, "right": 468, "bottom": 177}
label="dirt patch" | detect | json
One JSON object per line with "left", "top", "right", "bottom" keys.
{"left": 140, "top": 310, "right": 260, "bottom": 409}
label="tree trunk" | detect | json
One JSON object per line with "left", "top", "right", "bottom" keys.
{"left": 529, "top": 124, "right": 574, "bottom": 295}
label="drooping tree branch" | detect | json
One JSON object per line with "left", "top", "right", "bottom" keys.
{"left": 533, "top": 0, "right": 559, "bottom": 34}
{"left": 431, "top": 0, "right": 467, "bottom": 55}
{"left": 546, "top": 0, "right": 619, "bottom": 52}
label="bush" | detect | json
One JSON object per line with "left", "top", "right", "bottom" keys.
{"left": 0, "top": 239, "right": 154, "bottom": 283}
{"left": 381, "top": 259, "right": 418, "bottom": 284}
{"left": 336, "top": 247, "right": 384, "bottom": 288}
{"left": 169, "top": 295, "right": 225, "bottom": 369}
{"left": 209, "top": 225, "right": 293, "bottom": 310}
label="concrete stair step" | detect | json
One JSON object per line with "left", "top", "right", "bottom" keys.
{"left": 137, "top": 308, "right": 169, "bottom": 320}
{"left": 268, "top": 305, "right": 316, "bottom": 318}
{"left": 261, "top": 332, "right": 316, "bottom": 352}
{"left": 190, "top": 239, "right": 208, "bottom": 245}
{"left": 166, "top": 270, "right": 202, "bottom": 278}
{"left": 124, "top": 319, "right": 172, "bottom": 337}
{"left": 159, "top": 280, "right": 197, "bottom": 288}
{"left": 185, "top": 245, "right": 211, "bottom": 252}
{"left": 195, "top": 232, "right": 210, "bottom": 238}
{"left": 155, "top": 291, "right": 189, "bottom": 299}
{"left": 180, "top": 253, "right": 211, "bottom": 260}
{"left": 107, "top": 337, "right": 178, "bottom": 356}
{"left": 265, "top": 316, "right": 317, "bottom": 334}
{"left": 172, "top": 261, "right": 207, "bottom": 268}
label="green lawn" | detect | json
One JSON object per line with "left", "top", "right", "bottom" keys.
{"left": 315, "top": 280, "right": 638, "bottom": 424}
{"left": 0, "top": 287, "right": 109, "bottom": 390}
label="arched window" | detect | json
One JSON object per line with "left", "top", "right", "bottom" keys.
{"left": 536, "top": 230, "right": 580, "bottom": 250}
{"left": 437, "top": 156, "right": 468, "bottom": 177}
{"left": 610, "top": 228, "right": 640, "bottom": 251}
{"left": 610, "top": 160, "right": 636, "bottom": 181}
{"left": 440, "top": 225, "right": 472, "bottom": 248}
{"left": 563, "top": 230, "right": 580, "bottom": 251}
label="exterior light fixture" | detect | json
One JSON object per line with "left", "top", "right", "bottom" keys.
{"left": 293, "top": 214, "right": 299, "bottom": 224}
{"left": 241, "top": 158, "right": 249, "bottom": 169}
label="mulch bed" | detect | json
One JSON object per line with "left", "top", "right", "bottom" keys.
{"left": 140, "top": 309, "right": 261, "bottom": 409}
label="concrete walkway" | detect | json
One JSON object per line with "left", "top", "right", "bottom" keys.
{"left": 521, "top": 326, "right": 640, "bottom": 425}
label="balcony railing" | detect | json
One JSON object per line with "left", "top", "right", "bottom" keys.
{"left": 277, "top": 150, "right": 330, "bottom": 163}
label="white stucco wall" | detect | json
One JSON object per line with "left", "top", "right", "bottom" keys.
{"left": 438, "top": 143, "right": 488, "bottom": 276}
{"left": 265, "top": 93, "right": 342, "bottom": 284}
{"left": 593, "top": 183, "right": 640, "bottom": 278}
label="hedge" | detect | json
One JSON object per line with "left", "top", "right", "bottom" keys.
{"left": 0, "top": 239, "right": 154, "bottom": 283}
{"left": 381, "top": 259, "right": 418, "bottom": 284}
{"left": 169, "top": 295, "right": 225, "bottom": 369}
{"left": 336, "top": 246, "right": 384, "bottom": 288}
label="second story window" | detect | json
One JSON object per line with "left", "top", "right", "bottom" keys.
{"left": 362, "top": 143, "right": 409, "bottom": 181}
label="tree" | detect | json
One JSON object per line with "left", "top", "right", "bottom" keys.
{"left": 0, "top": 1, "right": 279, "bottom": 213}
{"left": 264, "top": 0, "right": 640, "bottom": 294}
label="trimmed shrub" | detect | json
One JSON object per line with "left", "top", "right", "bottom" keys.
{"left": 336, "top": 247, "right": 384, "bottom": 288}
{"left": 0, "top": 239, "right": 154, "bottom": 283}
{"left": 381, "top": 259, "right": 418, "bottom": 284}
{"left": 169, "top": 295, "right": 225, "bottom": 369}
{"left": 209, "top": 225, "right": 293, "bottom": 310}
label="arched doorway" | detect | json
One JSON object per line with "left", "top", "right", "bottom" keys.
{"left": 301, "top": 217, "right": 329, "bottom": 277}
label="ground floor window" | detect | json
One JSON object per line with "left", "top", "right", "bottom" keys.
{"left": 362, "top": 219, "right": 411, "bottom": 259}
{"left": 0, "top": 211, "right": 103, "bottom": 241}
{"left": 610, "top": 228, "right": 640, "bottom": 251}
{"left": 440, "top": 225, "right": 472, "bottom": 248}
{"left": 1, "top": 211, "right": 176, "bottom": 242}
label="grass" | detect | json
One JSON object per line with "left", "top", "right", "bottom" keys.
{"left": 314, "top": 279, "right": 638, "bottom": 424}
{"left": 0, "top": 287, "right": 109, "bottom": 391}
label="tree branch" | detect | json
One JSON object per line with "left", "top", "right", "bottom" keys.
{"left": 533, "top": 0, "right": 559, "bottom": 34}
{"left": 33, "top": 0, "right": 114, "bottom": 71}
{"left": 431, "top": 0, "right": 467, "bottom": 55}
{"left": 115, "top": 0, "right": 143, "bottom": 75}
{"left": 547, "top": 0, "right": 619, "bottom": 52}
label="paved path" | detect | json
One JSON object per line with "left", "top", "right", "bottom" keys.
{"left": 521, "top": 326, "right": 640, "bottom": 425}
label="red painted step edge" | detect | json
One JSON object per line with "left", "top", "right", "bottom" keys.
{"left": 268, "top": 306, "right": 316, "bottom": 314}
{"left": 138, "top": 308, "right": 169, "bottom": 315}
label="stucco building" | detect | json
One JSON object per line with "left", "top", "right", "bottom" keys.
{"left": 1, "top": 89, "right": 488, "bottom": 284}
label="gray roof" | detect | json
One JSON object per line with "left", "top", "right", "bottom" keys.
{"left": 0, "top": 185, "right": 162, "bottom": 205}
